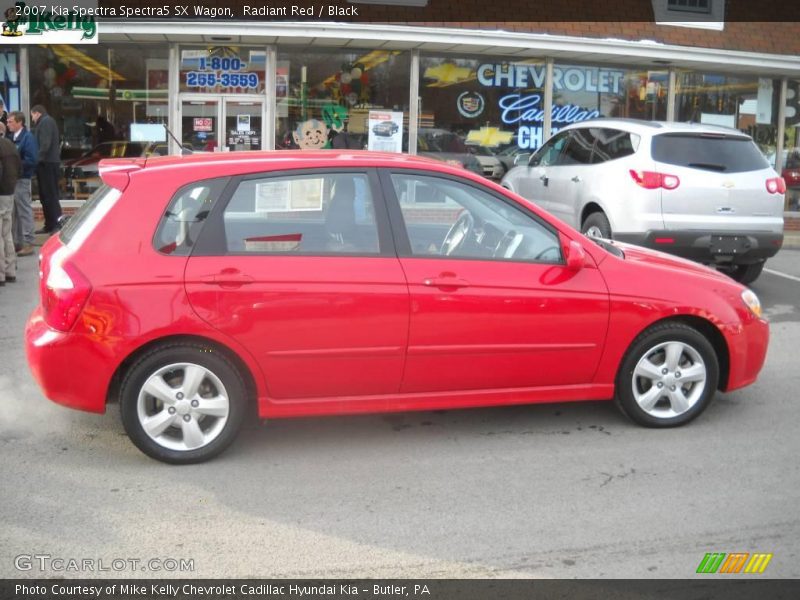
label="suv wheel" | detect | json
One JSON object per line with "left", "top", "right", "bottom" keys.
{"left": 582, "top": 212, "right": 612, "bottom": 239}
{"left": 723, "top": 262, "right": 765, "bottom": 285}
{"left": 615, "top": 322, "right": 719, "bottom": 427}
{"left": 120, "top": 344, "right": 247, "bottom": 464}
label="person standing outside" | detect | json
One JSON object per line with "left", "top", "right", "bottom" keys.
{"left": 0, "top": 122, "right": 21, "bottom": 285}
{"left": 30, "top": 104, "right": 62, "bottom": 234}
{"left": 6, "top": 111, "right": 37, "bottom": 256}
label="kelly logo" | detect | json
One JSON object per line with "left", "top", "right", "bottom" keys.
{"left": 696, "top": 552, "right": 773, "bottom": 574}
{"left": 2, "top": 2, "right": 98, "bottom": 43}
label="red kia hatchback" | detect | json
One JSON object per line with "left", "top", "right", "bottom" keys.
{"left": 25, "top": 151, "right": 769, "bottom": 463}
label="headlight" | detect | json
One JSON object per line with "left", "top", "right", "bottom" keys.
{"left": 741, "top": 289, "right": 762, "bottom": 318}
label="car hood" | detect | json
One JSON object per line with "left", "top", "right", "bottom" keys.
{"left": 610, "top": 240, "right": 736, "bottom": 284}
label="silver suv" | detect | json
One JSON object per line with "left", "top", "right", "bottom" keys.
{"left": 501, "top": 119, "right": 785, "bottom": 283}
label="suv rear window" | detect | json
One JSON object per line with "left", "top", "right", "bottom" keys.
{"left": 651, "top": 133, "right": 769, "bottom": 173}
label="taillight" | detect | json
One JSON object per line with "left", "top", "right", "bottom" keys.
{"left": 766, "top": 177, "right": 786, "bottom": 194}
{"left": 629, "top": 170, "right": 680, "bottom": 190}
{"left": 42, "top": 249, "right": 92, "bottom": 332}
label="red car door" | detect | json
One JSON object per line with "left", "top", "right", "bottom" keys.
{"left": 383, "top": 170, "right": 609, "bottom": 394}
{"left": 185, "top": 170, "right": 409, "bottom": 404}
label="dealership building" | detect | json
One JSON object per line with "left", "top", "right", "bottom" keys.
{"left": 1, "top": 1, "right": 799, "bottom": 206}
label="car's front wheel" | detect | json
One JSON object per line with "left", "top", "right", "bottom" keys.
{"left": 120, "top": 343, "right": 247, "bottom": 464}
{"left": 615, "top": 323, "right": 719, "bottom": 427}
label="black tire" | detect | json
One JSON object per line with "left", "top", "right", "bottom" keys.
{"left": 724, "top": 261, "right": 765, "bottom": 285}
{"left": 120, "top": 343, "right": 247, "bottom": 464}
{"left": 581, "top": 211, "right": 612, "bottom": 239}
{"left": 615, "top": 322, "right": 719, "bottom": 428}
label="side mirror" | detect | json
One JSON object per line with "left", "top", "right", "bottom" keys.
{"left": 565, "top": 240, "right": 586, "bottom": 271}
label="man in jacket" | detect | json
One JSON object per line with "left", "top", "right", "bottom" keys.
{"left": 0, "top": 122, "right": 21, "bottom": 285}
{"left": 30, "top": 104, "right": 62, "bottom": 234}
{"left": 6, "top": 111, "right": 38, "bottom": 256}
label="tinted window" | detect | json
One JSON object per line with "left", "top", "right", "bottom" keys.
{"left": 531, "top": 131, "right": 570, "bottom": 167}
{"left": 560, "top": 129, "right": 596, "bottom": 165}
{"left": 651, "top": 134, "right": 769, "bottom": 173}
{"left": 223, "top": 173, "right": 378, "bottom": 255}
{"left": 592, "top": 128, "right": 639, "bottom": 163}
{"left": 154, "top": 178, "right": 228, "bottom": 255}
{"left": 391, "top": 173, "right": 562, "bottom": 263}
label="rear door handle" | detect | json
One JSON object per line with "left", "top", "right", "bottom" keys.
{"left": 571, "top": 175, "right": 581, "bottom": 183}
{"left": 423, "top": 277, "right": 470, "bottom": 289}
{"left": 200, "top": 272, "right": 255, "bottom": 286}
{"left": 539, "top": 173, "right": 549, "bottom": 187}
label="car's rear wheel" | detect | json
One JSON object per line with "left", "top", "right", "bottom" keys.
{"left": 120, "top": 344, "right": 247, "bottom": 464}
{"left": 582, "top": 212, "right": 612, "bottom": 239}
{"left": 722, "top": 261, "right": 765, "bottom": 285}
{"left": 616, "top": 323, "right": 719, "bottom": 427}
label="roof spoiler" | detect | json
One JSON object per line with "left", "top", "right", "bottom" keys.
{"left": 98, "top": 158, "right": 145, "bottom": 191}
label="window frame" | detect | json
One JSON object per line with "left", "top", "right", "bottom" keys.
{"left": 378, "top": 168, "right": 565, "bottom": 266}
{"left": 191, "top": 167, "right": 396, "bottom": 258}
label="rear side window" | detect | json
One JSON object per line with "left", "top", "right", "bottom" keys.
{"left": 154, "top": 178, "right": 228, "bottom": 255}
{"left": 223, "top": 172, "right": 379, "bottom": 255}
{"left": 60, "top": 184, "right": 121, "bottom": 247}
{"left": 651, "top": 134, "right": 769, "bottom": 173}
{"left": 593, "top": 129, "right": 639, "bottom": 163}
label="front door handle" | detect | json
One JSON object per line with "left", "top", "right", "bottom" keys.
{"left": 571, "top": 175, "right": 581, "bottom": 183}
{"left": 423, "top": 277, "right": 470, "bottom": 289}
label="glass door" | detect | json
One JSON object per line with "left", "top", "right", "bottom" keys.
{"left": 181, "top": 99, "right": 220, "bottom": 152}
{"left": 223, "top": 99, "right": 264, "bottom": 151}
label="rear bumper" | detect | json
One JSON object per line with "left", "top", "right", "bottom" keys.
{"left": 614, "top": 230, "right": 783, "bottom": 264}
{"left": 25, "top": 308, "right": 111, "bottom": 414}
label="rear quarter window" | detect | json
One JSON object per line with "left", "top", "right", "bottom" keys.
{"left": 651, "top": 133, "right": 769, "bottom": 173}
{"left": 154, "top": 178, "right": 229, "bottom": 255}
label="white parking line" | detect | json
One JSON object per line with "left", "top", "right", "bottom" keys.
{"left": 764, "top": 268, "right": 800, "bottom": 283}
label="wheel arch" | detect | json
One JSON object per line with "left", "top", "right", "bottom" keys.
{"left": 580, "top": 201, "right": 607, "bottom": 229}
{"left": 106, "top": 334, "right": 259, "bottom": 411}
{"left": 623, "top": 315, "right": 730, "bottom": 392}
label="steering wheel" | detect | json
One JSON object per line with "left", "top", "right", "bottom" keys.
{"left": 441, "top": 211, "right": 474, "bottom": 256}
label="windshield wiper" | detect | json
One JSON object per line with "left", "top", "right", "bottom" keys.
{"left": 688, "top": 162, "right": 728, "bottom": 172}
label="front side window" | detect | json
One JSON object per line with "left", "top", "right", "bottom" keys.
{"left": 391, "top": 173, "right": 562, "bottom": 263}
{"left": 531, "top": 131, "right": 570, "bottom": 167}
{"left": 560, "top": 128, "right": 597, "bottom": 166}
{"left": 223, "top": 173, "right": 378, "bottom": 255}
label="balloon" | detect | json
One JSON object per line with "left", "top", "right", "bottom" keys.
{"left": 350, "top": 67, "right": 362, "bottom": 79}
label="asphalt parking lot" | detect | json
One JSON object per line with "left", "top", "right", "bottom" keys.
{"left": 1, "top": 245, "right": 799, "bottom": 579}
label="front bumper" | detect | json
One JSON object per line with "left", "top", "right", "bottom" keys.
{"left": 722, "top": 313, "right": 769, "bottom": 392}
{"left": 614, "top": 230, "right": 783, "bottom": 265}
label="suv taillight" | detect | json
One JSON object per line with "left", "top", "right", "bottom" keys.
{"left": 766, "top": 177, "right": 786, "bottom": 194}
{"left": 42, "top": 249, "right": 92, "bottom": 332}
{"left": 629, "top": 170, "right": 680, "bottom": 190}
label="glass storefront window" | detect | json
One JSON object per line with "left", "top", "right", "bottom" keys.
{"left": 0, "top": 50, "right": 20, "bottom": 112}
{"left": 675, "top": 70, "right": 781, "bottom": 166}
{"left": 784, "top": 80, "right": 800, "bottom": 210}
{"left": 419, "top": 55, "right": 547, "bottom": 166}
{"left": 179, "top": 46, "right": 266, "bottom": 94}
{"left": 275, "top": 48, "right": 409, "bottom": 151}
{"left": 29, "top": 44, "right": 169, "bottom": 157}
{"left": 551, "top": 62, "right": 668, "bottom": 133}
